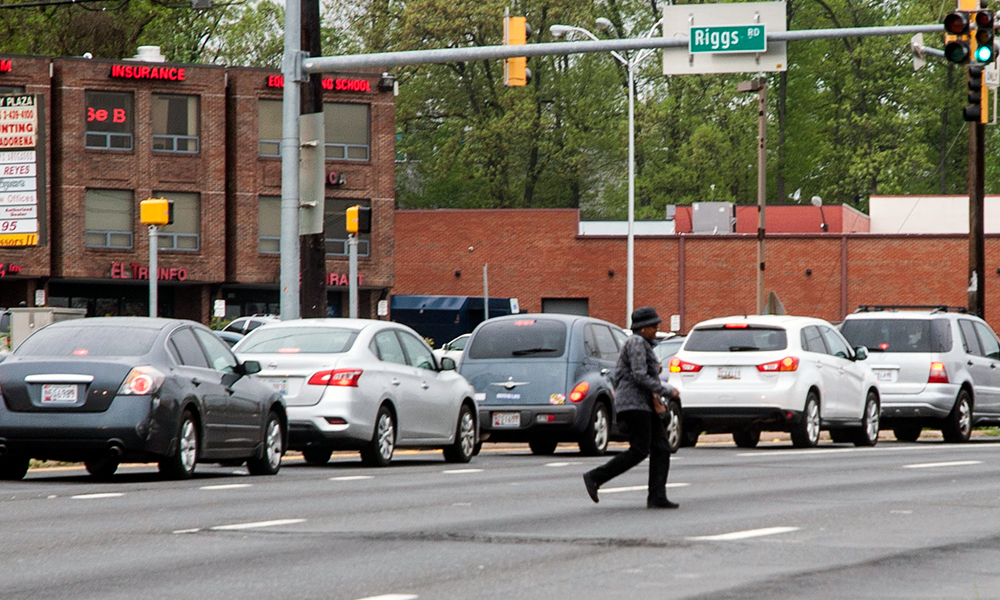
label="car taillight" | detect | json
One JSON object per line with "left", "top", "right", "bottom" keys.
{"left": 928, "top": 362, "right": 949, "bottom": 384}
{"left": 118, "top": 366, "right": 165, "bottom": 396}
{"left": 669, "top": 357, "right": 702, "bottom": 373}
{"left": 308, "top": 369, "right": 363, "bottom": 387}
{"left": 569, "top": 381, "right": 590, "bottom": 402}
{"left": 757, "top": 357, "right": 799, "bottom": 372}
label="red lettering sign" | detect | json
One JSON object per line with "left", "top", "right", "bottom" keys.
{"left": 110, "top": 64, "right": 186, "bottom": 82}
{"left": 113, "top": 262, "right": 187, "bottom": 281}
{"left": 266, "top": 76, "right": 372, "bottom": 93}
{"left": 0, "top": 60, "right": 11, "bottom": 73}
{"left": 325, "top": 273, "right": 365, "bottom": 286}
{"left": 0, "top": 262, "right": 24, "bottom": 277}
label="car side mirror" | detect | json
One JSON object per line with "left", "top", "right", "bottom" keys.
{"left": 241, "top": 360, "right": 262, "bottom": 375}
{"left": 442, "top": 342, "right": 452, "bottom": 351}
{"left": 854, "top": 346, "right": 868, "bottom": 361}
{"left": 440, "top": 357, "right": 457, "bottom": 371}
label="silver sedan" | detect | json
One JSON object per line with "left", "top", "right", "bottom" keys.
{"left": 235, "top": 319, "right": 478, "bottom": 467}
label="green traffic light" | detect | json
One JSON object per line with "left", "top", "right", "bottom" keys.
{"left": 975, "top": 44, "right": 994, "bottom": 62}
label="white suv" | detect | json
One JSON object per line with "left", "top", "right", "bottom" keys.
{"left": 668, "top": 315, "right": 881, "bottom": 448}
{"left": 839, "top": 306, "right": 1000, "bottom": 443}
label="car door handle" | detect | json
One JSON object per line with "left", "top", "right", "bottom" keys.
{"left": 969, "top": 361, "right": 975, "bottom": 366}
{"left": 421, "top": 382, "right": 430, "bottom": 390}
{"left": 391, "top": 378, "right": 401, "bottom": 386}
{"left": 600, "top": 368, "right": 610, "bottom": 375}
{"left": 191, "top": 378, "right": 202, "bottom": 387}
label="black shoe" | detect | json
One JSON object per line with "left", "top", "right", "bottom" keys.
{"left": 647, "top": 498, "right": 679, "bottom": 509}
{"left": 583, "top": 473, "right": 600, "bottom": 503}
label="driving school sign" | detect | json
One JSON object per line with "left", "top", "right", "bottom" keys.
{"left": 0, "top": 95, "right": 44, "bottom": 247}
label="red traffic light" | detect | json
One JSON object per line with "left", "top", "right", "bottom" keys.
{"left": 945, "top": 11, "right": 971, "bottom": 34}
{"left": 976, "top": 10, "right": 994, "bottom": 29}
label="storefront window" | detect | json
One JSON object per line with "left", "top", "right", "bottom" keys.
{"left": 258, "top": 99, "right": 281, "bottom": 157}
{"left": 154, "top": 191, "right": 200, "bottom": 251}
{"left": 152, "top": 94, "right": 199, "bottom": 153}
{"left": 258, "top": 195, "right": 280, "bottom": 253}
{"left": 85, "top": 91, "right": 133, "bottom": 150}
{"left": 324, "top": 199, "right": 370, "bottom": 257}
{"left": 0, "top": 86, "right": 25, "bottom": 96}
{"left": 323, "top": 103, "right": 369, "bottom": 161}
{"left": 84, "top": 189, "right": 133, "bottom": 249}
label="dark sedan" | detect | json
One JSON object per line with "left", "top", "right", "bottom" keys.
{"left": 0, "top": 317, "right": 287, "bottom": 480}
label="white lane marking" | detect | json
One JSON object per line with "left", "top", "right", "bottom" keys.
{"left": 545, "top": 462, "right": 577, "bottom": 467}
{"left": 200, "top": 483, "right": 252, "bottom": 490}
{"left": 738, "top": 444, "right": 1000, "bottom": 458}
{"left": 689, "top": 526, "right": 800, "bottom": 541}
{"left": 173, "top": 528, "right": 201, "bottom": 534}
{"left": 210, "top": 519, "right": 305, "bottom": 531}
{"left": 891, "top": 510, "right": 913, "bottom": 515}
{"left": 600, "top": 483, "right": 690, "bottom": 494}
{"left": 71, "top": 493, "right": 124, "bottom": 500}
{"left": 903, "top": 460, "right": 983, "bottom": 469}
{"left": 330, "top": 475, "right": 374, "bottom": 481}
{"left": 355, "top": 595, "right": 419, "bottom": 600}
{"left": 451, "top": 502, "right": 472, "bottom": 507}
{"left": 442, "top": 468, "right": 483, "bottom": 474}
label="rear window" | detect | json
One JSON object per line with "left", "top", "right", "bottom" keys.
{"left": 236, "top": 327, "right": 358, "bottom": 354}
{"left": 467, "top": 319, "right": 568, "bottom": 359}
{"left": 840, "top": 318, "right": 952, "bottom": 353}
{"left": 684, "top": 326, "right": 787, "bottom": 352}
{"left": 15, "top": 325, "right": 160, "bottom": 357}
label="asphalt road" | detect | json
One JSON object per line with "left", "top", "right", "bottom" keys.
{"left": 5, "top": 436, "right": 1000, "bottom": 600}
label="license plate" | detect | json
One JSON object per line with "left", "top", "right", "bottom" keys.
{"left": 42, "top": 384, "right": 78, "bottom": 403}
{"left": 267, "top": 379, "right": 288, "bottom": 395}
{"left": 874, "top": 369, "right": 895, "bottom": 382}
{"left": 492, "top": 412, "right": 521, "bottom": 428}
{"left": 717, "top": 367, "right": 741, "bottom": 380}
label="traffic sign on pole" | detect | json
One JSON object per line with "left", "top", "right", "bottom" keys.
{"left": 663, "top": 2, "right": 787, "bottom": 75}
{"left": 689, "top": 25, "right": 767, "bottom": 54}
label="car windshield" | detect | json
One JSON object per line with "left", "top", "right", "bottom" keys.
{"left": 237, "top": 327, "right": 358, "bottom": 354}
{"left": 15, "top": 324, "right": 160, "bottom": 358}
{"left": 450, "top": 335, "right": 469, "bottom": 351}
{"left": 684, "top": 326, "right": 787, "bottom": 352}
{"left": 840, "top": 318, "right": 951, "bottom": 353}
{"left": 467, "top": 319, "right": 567, "bottom": 359}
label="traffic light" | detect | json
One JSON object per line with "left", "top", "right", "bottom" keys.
{"left": 139, "top": 198, "right": 173, "bottom": 226}
{"left": 974, "top": 10, "right": 995, "bottom": 63}
{"left": 504, "top": 15, "right": 532, "bottom": 86}
{"left": 346, "top": 205, "right": 371, "bottom": 234}
{"left": 944, "top": 11, "right": 972, "bottom": 63}
{"left": 965, "top": 65, "right": 986, "bottom": 122}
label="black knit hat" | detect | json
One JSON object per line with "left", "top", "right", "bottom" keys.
{"left": 630, "top": 306, "right": 662, "bottom": 330}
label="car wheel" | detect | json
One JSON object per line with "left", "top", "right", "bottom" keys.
{"left": 665, "top": 400, "right": 682, "bottom": 454}
{"left": 443, "top": 405, "right": 476, "bottom": 463}
{"left": 361, "top": 405, "right": 395, "bottom": 467}
{"left": 247, "top": 411, "right": 284, "bottom": 476}
{"left": 893, "top": 425, "right": 922, "bottom": 442}
{"left": 791, "top": 391, "right": 821, "bottom": 448}
{"left": 732, "top": 428, "right": 760, "bottom": 449}
{"left": 84, "top": 457, "right": 119, "bottom": 480}
{"left": 942, "top": 389, "right": 973, "bottom": 443}
{"left": 0, "top": 456, "right": 29, "bottom": 481}
{"left": 578, "top": 402, "right": 610, "bottom": 456}
{"left": 472, "top": 441, "right": 483, "bottom": 456}
{"left": 159, "top": 409, "right": 199, "bottom": 480}
{"left": 680, "top": 429, "right": 700, "bottom": 448}
{"left": 853, "top": 391, "right": 880, "bottom": 447}
{"left": 302, "top": 447, "right": 333, "bottom": 465}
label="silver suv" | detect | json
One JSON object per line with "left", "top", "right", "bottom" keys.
{"left": 839, "top": 306, "right": 1000, "bottom": 443}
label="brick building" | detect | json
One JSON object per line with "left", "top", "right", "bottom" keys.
{"left": 0, "top": 51, "right": 395, "bottom": 320}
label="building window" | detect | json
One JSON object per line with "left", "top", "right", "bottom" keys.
{"left": 0, "top": 86, "right": 25, "bottom": 96}
{"left": 323, "top": 102, "right": 369, "bottom": 161}
{"left": 153, "top": 191, "right": 200, "bottom": 251}
{"left": 152, "top": 94, "right": 199, "bottom": 153}
{"left": 324, "top": 199, "right": 370, "bottom": 256}
{"left": 259, "top": 195, "right": 280, "bottom": 253}
{"left": 84, "top": 189, "right": 133, "bottom": 249}
{"left": 258, "top": 99, "right": 281, "bottom": 157}
{"left": 84, "top": 91, "right": 133, "bottom": 150}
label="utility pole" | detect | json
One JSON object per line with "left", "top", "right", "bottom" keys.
{"left": 969, "top": 118, "right": 985, "bottom": 316}
{"left": 738, "top": 77, "right": 767, "bottom": 315}
{"left": 299, "top": 0, "right": 326, "bottom": 318}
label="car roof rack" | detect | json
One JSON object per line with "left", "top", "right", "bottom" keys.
{"left": 853, "top": 305, "right": 968, "bottom": 314}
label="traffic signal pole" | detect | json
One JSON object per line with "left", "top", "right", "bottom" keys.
{"left": 969, "top": 120, "right": 986, "bottom": 316}
{"left": 299, "top": 0, "right": 327, "bottom": 319}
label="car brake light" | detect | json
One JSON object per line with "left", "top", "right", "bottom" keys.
{"left": 928, "top": 362, "right": 949, "bottom": 384}
{"left": 569, "top": 381, "right": 590, "bottom": 402}
{"left": 757, "top": 357, "right": 799, "bottom": 372}
{"left": 669, "top": 357, "right": 703, "bottom": 373}
{"left": 724, "top": 323, "right": 750, "bottom": 329}
{"left": 118, "top": 366, "right": 165, "bottom": 396}
{"left": 308, "top": 369, "right": 363, "bottom": 387}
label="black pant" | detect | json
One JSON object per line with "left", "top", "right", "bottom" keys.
{"left": 587, "top": 409, "right": 670, "bottom": 502}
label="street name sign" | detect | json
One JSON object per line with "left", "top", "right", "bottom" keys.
{"left": 663, "top": 2, "right": 787, "bottom": 75}
{"left": 689, "top": 25, "right": 767, "bottom": 54}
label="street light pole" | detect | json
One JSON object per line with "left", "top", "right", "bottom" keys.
{"left": 738, "top": 77, "right": 767, "bottom": 315}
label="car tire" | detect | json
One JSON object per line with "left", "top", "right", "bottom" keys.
{"left": 159, "top": 409, "right": 199, "bottom": 480}
{"left": 361, "top": 405, "right": 395, "bottom": 467}
{"left": 680, "top": 429, "right": 700, "bottom": 448}
{"left": 528, "top": 439, "right": 559, "bottom": 455}
{"left": 665, "top": 400, "right": 682, "bottom": 454}
{"left": 893, "top": 425, "right": 922, "bottom": 442}
{"left": 852, "top": 391, "right": 880, "bottom": 447}
{"left": 791, "top": 391, "right": 821, "bottom": 448}
{"left": 732, "top": 428, "right": 760, "bottom": 449}
{"left": 0, "top": 456, "right": 29, "bottom": 481}
{"left": 302, "top": 447, "right": 333, "bottom": 465}
{"left": 472, "top": 441, "right": 483, "bottom": 456}
{"left": 578, "top": 402, "right": 610, "bottom": 456}
{"left": 942, "top": 389, "right": 973, "bottom": 444}
{"left": 247, "top": 411, "right": 284, "bottom": 476}
{"left": 443, "top": 405, "right": 476, "bottom": 463}
{"left": 84, "top": 457, "right": 119, "bottom": 479}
